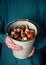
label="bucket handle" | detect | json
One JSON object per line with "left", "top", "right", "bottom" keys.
{"left": 16, "top": 19, "right": 29, "bottom": 22}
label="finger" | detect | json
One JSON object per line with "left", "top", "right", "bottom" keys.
{"left": 8, "top": 45, "right": 22, "bottom": 51}
{"left": 5, "top": 38, "right": 15, "bottom": 46}
{"left": 7, "top": 40, "right": 22, "bottom": 48}
{"left": 8, "top": 44, "right": 22, "bottom": 49}
{"left": 7, "top": 41, "right": 23, "bottom": 50}
{"left": 6, "top": 39, "right": 23, "bottom": 50}
{"left": 6, "top": 40, "right": 14, "bottom": 45}
{"left": 6, "top": 36, "right": 23, "bottom": 50}
{"left": 7, "top": 38, "right": 23, "bottom": 48}
{"left": 28, "top": 47, "right": 35, "bottom": 57}
{"left": 6, "top": 36, "right": 15, "bottom": 44}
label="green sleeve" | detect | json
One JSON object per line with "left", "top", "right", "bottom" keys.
{"left": 0, "top": 0, "right": 7, "bottom": 44}
{"left": 0, "top": 33, "right": 6, "bottom": 44}
{"left": 34, "top": 35, "right": 46, "bottom": 50}
{"left": 34, "top": 0, "right": 46, "bottom": 50}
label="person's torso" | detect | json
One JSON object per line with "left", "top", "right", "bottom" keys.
{"left": 4, "top": 0, "right": 45, "bottom": 33}
{"left": 0, "top": 0, "right": 45, "bottom": 65}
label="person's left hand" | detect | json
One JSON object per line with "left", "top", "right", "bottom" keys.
{"left": 28, "top": 47, "right": 35, "bottom": 57}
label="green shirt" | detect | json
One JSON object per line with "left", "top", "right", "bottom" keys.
{"left": 0, "top": 0, "right": 46, "bottom": 65}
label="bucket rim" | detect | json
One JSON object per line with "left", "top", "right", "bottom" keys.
{"left": 5, "top": 19, "right": 40, "bottom": 42}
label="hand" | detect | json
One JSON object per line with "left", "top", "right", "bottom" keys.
{"left": 5, "top": 36, "right": 22, "bottom": 51}
{"left": 28, "top": 47, "right": 35, "bottom": 57}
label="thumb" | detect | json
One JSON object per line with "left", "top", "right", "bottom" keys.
{"left": 28, "top": 47, "right": 35, "bottom": 57}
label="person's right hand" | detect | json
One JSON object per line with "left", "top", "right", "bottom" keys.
{"left": 5, "top": 36, "right": 22, "bottom": 51}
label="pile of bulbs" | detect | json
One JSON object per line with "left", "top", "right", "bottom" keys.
{"left": 9, "top": 24, "right": 35, "bottom": 41}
